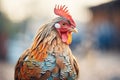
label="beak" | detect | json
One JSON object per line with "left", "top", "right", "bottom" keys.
{"left": 70, "top": 28, "right": 78, "bottom": 33}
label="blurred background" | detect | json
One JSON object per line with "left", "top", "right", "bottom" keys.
{"left": 0, "top": 0, "right": 120, "bottom": 80}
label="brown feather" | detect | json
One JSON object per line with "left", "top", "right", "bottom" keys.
{"left": 15, "top": 17, "right": 79, "bottom": 80}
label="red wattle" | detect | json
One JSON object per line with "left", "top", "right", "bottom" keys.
{"left": 61, "top": 33, "right": 68, "bottom": 43}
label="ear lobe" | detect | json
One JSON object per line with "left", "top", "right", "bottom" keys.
{"left": 55, "top": 23, "right": 61, "bottom": 28}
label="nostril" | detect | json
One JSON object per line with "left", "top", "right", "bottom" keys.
{"left": 71, "top": 26, "right": 75, "bottom": 29}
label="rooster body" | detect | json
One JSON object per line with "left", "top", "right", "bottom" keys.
{"left": 15, "top": 5, "right": 79, "bottom": 80}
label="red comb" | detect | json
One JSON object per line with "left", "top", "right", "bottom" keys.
{"left": 54, "top": 5, "right": 76, "bottom": 27}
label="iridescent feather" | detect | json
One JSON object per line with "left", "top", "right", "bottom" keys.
{"left": 15, "top": 5, "right": 79, "bottom": 80}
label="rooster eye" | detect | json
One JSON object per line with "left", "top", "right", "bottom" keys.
{"left": 62, "top": 23, "right": 66, "bottom": 25}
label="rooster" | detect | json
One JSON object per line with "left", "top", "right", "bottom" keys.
{"left": 15, "top": 5, "right": 79, "bottom": 80}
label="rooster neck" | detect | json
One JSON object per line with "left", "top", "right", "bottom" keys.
{"left": 29, "top": 24, "right": 69, "bottom": 61}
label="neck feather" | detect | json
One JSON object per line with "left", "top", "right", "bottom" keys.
{"left": 29, "top": 23, "right": 65, "bottom": 61}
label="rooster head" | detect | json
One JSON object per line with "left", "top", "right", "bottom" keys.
{"left": 53, "top": 5, "right": 78, "bottom": 45}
